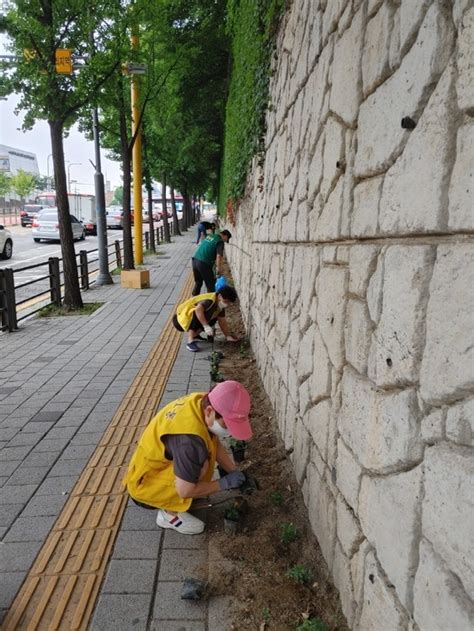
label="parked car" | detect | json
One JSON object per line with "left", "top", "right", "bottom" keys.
{"left": 0, "top": 225, "right": 13, "bottom": 259}
{"left": 20, "top": 204, "right": 44, "bottom": 227}
{"left": 83, "top": 219, "right": 97, "bottom": 236}
{"left": 32, "top": 209, "right": 86, "bottom": 242}
{"left": 106, "top": 207, "right": 124, "bottom": 229}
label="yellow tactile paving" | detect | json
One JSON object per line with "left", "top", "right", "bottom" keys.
{"left": 3, "top": 273, "right": 194, "bottom": 631}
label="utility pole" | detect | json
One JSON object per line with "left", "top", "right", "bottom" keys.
{"left": 92, "top": 107, "right": 113, "bottom": 284}
{"left": 131, "top": 25, "right": 143, "bottom": 265}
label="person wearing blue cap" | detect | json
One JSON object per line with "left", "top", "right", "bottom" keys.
{"left": 195, "top": 221, "right": 216, "bottom": 244}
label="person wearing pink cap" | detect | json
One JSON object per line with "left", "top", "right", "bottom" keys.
{"left": 123, "top": 380, "right": 252, "bottom": 535}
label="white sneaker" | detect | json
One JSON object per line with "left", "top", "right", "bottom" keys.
{"left": 156, "top": 509, "right": 205, "bottom": 535}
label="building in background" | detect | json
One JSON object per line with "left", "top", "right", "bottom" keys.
{"left": 0, "top": 143, "right": 40, "bottom": 178}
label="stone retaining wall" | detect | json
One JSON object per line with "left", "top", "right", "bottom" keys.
{"left": 225, "top": 1, "right": 474, "bottom": 628}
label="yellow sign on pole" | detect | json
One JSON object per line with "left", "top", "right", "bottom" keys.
{"left": 55, "top": 49, "right": 73, "bottom": 74}
{"left": 23, "top": 49, "right": 37, "bottom": 61}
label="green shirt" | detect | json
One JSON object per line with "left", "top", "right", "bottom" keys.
{"left": 193, "top": 234, "right": 224, "bottom": 266}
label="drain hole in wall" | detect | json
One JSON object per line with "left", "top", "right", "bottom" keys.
{"left": 386, "top": 358, "right": 393, "bottom": 367}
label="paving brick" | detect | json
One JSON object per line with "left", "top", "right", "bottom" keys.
{"left": 69, "top": 431, "right": 103, "bottom": 446}
{"left": 35, "top": 475, "right": 77, "bottom": 496}
{"left": 158, "top": 549, "right": 207, "bottom": 582}
{"left": 34, "top": 437, "right": 71, "bottom": 452}
{"left": 7, "top": 466, "right": 50, "bottom": 486}
{"left": 60, "top": 444, "right": 96, "bottom": 460}
{"left": 112, "top": 530, "right": 162, "bottom": 559}
{"left": 3, "top": 515, "right": 56, "bottom": 542}
{"left": 0, "top": 571, "right": 25, "bottom": 611}
{"left": 20, "top": 421, "right": 55, "bottom": 434}
{"left": 0, "top": 484, "right": 38, "bottom": 505}
{"left": 101, "top": 558, "right": 156, "bottom": 594}
{"left": 163, "top": 530, "right": 208, "bottom": 550}
{"left": 120, "top": 504, "right": 158, "bottom": 531}
{"left": 29, "top": 410, "right": 65, "bottom": 423}
{"left": 0, "top": 541, "right": 42, "bottom": 572}
{"left": 90, "top": 593, "right": 151, "bottom": 631}
{"left": 0, "top": 446, "right": 33, "bottom": 461}
{"left": 150, "top": 622, "right": 206, "bottom": 631}
{"left": 23, "top": 450, "right": 59, "bottom": 468}
{"left": 0, "top": 460, "right": 21, "bottom": 477}
{"left": 47, "top": 458, "right": 87, "bottom": 477}
{"left": 153, "top": 581, "right": 207, "bottom": 621}
{"left": 6, "top": 432, "right": 45, "bottom": 448}
{"left": 21, "top": 494, "right": 67, "bottom": 517}
{"left": 0, "top": 503, "right": 23, "bottom": 527}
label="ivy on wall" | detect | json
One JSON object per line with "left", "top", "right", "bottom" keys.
{"left": 219, "top": 0, "right": 286, "bottom": 215}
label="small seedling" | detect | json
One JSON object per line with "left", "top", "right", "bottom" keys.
{"left": 270, "top": 490, "right": 284, "bottom": 506}
{"left": 287, "top": 564, "right": 313, "bottom": 585}
{"left": 262, "top": 607, "right": 271, "bottom": 623}
{"left": 296, "top": 618, "right": 326, "bottom": 631}
{"left": 229, "top": 438, "right": 246, "bottom": 450}
{"left": 239, "top": 340, "right": 249, "bottom": 357}
{"left": 224, "top": 506, "right": 240, "bottom": 521}
{"left": 280, "top": 522, "right": 300, "bottom": 545}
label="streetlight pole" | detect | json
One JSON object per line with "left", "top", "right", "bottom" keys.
{"left": 131, "top": 25, "right": 143, "bottom": 265}
{"left": 67, "top": 163, "right": 81, "bottom": 193}
{"left": 92, "top": 107, "right": 113, "bottom": 285}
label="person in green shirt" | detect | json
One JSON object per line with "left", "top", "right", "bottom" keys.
{"left": 191, "top": 229, "right": 231, "bottom": 296}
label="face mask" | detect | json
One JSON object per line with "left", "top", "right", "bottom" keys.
{"left": 218, "top": 300, "right": 228, "bottom": 310}
{"left": 209, "top": 418, "right": 231, "bottom": 439}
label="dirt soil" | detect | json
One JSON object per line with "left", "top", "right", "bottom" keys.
{"left": 203, "top": 263, "right": 348, "bottom": 631}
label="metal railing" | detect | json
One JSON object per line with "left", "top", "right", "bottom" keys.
{"left": 0, "top": 221, "right": 181, "bottom": 333}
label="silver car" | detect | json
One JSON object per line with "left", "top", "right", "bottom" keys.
{"left": 106, "top": 207, "right": 124, "bottom": 229}
{"left": 0, "top": 224, "right": 13, "bottom": 259}
{"left": 32, "top": 209, "right": 86, "bottom": 243}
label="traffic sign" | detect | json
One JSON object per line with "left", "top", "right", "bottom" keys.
{"left": 55, "top": 49, "right": 73, "bottom": 74}
{"left": 122, "top": 62, "right": 147, "bottom": 75}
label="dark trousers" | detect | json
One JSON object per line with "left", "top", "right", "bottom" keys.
{"left": 191, "top": 258, "right": 215, "bottom": 296}
{"left": 196, "top": 224, "right": 206, "bottom": 243}
{"left": 173, "top": 313, "right": 218, "bottom": 333}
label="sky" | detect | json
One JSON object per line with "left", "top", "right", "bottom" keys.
{"left": 0, "top": 95, "right": 123, "bottom": 195}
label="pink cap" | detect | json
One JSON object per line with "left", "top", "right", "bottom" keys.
{"left": 208, "top": 380, "right": 252, "bottom": 440}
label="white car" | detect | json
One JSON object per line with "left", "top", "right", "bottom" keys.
{"left": 32, "top": 208, "right": 86, "bottom": 243}
{"left": 0, "top": 224, "right": 13, "bottom": 259}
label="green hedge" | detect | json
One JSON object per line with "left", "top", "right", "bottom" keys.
{"left": 219, "top": 0, "right": 285, "bottom": 213}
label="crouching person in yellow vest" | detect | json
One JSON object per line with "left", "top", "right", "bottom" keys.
{"left": 123, "top": 381, "right": 252, "bottom": 535}
{"left": 172, "top": 286, "right": 240, "bottom": 352}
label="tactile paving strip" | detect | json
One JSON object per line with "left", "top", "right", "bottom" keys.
{"left": 3, "top": 273, "right": 194, "bottom": 631}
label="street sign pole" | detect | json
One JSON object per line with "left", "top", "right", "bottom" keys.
{"left": 92, "top": 107, "right": 113, "bottom": 285}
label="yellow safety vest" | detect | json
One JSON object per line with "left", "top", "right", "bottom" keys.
{"left": 123, "top": 392, "right": 217, "bottom": 512}
{"left": 176, "top": 292, "right": 220, "bottom": 330}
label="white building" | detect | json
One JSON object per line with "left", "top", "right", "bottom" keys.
{"left": 0, "top": 143, "right": 40, "bottom": 177}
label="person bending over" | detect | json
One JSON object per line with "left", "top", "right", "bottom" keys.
{"left": 196, "top": 221, "right": 215, "bottom": 244}
{"left": 173, "top": 286, "right": 239, "bottom": 352}
{"left": 123, "top": 380, "right": 252, "bottom": 535}
{"left": 191, "top": 229, "right": 231, "bottom": 295}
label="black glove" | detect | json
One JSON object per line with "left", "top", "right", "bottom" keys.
{"left": 218, "top": 470, "right": 246, "bottom": 491}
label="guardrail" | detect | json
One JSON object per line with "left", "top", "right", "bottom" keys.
{"left": 0, "top": 223, "right": 173, "bottom": 333}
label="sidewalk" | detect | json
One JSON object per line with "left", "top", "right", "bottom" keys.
{"left": 0, "top": 230, "right": 228, "bottom": 629}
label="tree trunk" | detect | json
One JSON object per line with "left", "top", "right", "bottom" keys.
{"left": 170, "top": 186, "right": 181, "bottom": 236}
{"left": 183, "top": 192, "right": 192, "bottom": 230}
{"left": 119, "top": 106, "right": 134, "bottom": 270}
{"left": 49, "top": 119, "right": 83, "bottom": 309}
{"left": 142, "top": 133, "right": 155, "bottom": 252}
{"left": 161, "top": 174, "right": 171, "bottom": 243}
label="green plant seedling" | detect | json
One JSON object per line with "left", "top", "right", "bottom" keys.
{"left": 280, "top": 522, "right": 300, "bottom": 545}
{"left": 296, "top": 618, "right": 326, "bottom": 631}
{"left": 224, "top": 506, "right": 240, "bottom": 521}
{"left": 262, "top": 607, "right": 271, "bottom": 623}
{"left": 270, "top": 490, "right": 284, "bottom": 506}
{"left": 229, "top": 438, "right": 246, "bottom": 450}
{"left": 287, "top": 564, "right": 313, "bottom": 585}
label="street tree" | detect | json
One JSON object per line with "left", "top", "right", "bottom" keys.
{"left": 0, "top": 172, "right": 11, "bottom": 201}
{"left": 2, "top": 0, "right": 123, "bottom": 308}
{"left": 10, "top": 169, "right": 36, "bottom": 202}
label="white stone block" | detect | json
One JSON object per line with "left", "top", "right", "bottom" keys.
{"left": 330, "top": 6, "right": 364, "bottom": 125}
{"left": 389, "top": 7, "right": 401, "bottom": 71}
{"left": 420, "top": 245, "right": 474, "bottom": 404}
{"left": 351, "top": 175, "right": 383, "bottom": 238}
{"left": 322, "top": 0, "right": 350, "bottom": 43}
{"left": 423, "top": 443, "right": 474, "bottom": 595}
{"left": 297, "top": 325, "right": 314, "bottom": 383}
{"left": 453, "top": 0, "right": 473, "bottom": 27}
{"left": 314, "top": 177, "right": 344, "bottom": 240}
{"left": 414, "top": 538, "right": 474, "bottom": 631}
{"left": 306, "top": 461, "right": 336, "bottom": 568}
{"left": 338, "top": 368, "right": 423, "bottom": 473}
{"left": 448, "top": 122, "right": 474, "bottom": 231}
{"left": 345, "top": 299, "right": 372, "bottom": 375}
{"left": 362, "top": 2, "right": 395, "bottom": 96}
{"left": 357, "top": 550, "right": 409, "bottom": 630}
{"left": 321, "top": 117, "right": 345, "bottom": 201}
{"left": 446, "top": 398, "right": 474, "bottom": 447}
{"left": 368, "top": 245, "right": 435, "bottom": 387}
{"left": 333, "top": 540, "right": 355, "bottom": 625}
{"left": 316, "top": 266, "right": 348, "bottom": 371}
{"left": 307, "top": 131, "right": 325, "bottom": 203}
{"left": 457, "top": 7, "right": 474, "bottom": 112}
{"left": 355, "top": 3, "right": 454, "bottom": 176}
{"left": 336, "top": 437, "right": 362, "bottom": 511}
{"left": 379, "top": 64, "right": 457, "bottom": 235}
{"left": 358, "top": 466, "right": 422, "bottom": 608}
{"left": 421, "top": 408, "right": 445, "bottom": 443}
{"left": 399, "top": 0, "right": 432, "bottom": 55}
{"left": 366, "top": 252, "right": 384, "bottom": 324}
{"left": 351, "top": 539, "right": 372, "bottom": 606}
{"left": 291, "top": 421, "right": 311, "bottom": 484}
{"left": 337, "top": 494, "right": 363, "bottom": 557}
{"left": 304, "top": 398, "right": 331, "bottom": 460}
{"left": 349, "top": 244, "right": 380, "bottom": 298}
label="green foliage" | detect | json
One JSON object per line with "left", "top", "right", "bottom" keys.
{"left": 262, "top": 607, "right": 271, "bottom": 623}
{"left": 287, "top": 564, "right": 313, "bottom": 585}
{"left": 0, "top": 172, "right": 11, "bottom": 198}
{"left": 10, "top": 169, "right": 36, "bottom": 200}
{"left": 280, "top": 522, "right": 300, "bottom": 545}
{"left": 111, "top": 186, "right": 124, "bottom": 206}
{"left": 296, "top": 618, "right": 326, "bottom": 631}
{"left": 38, "top": 302, "right": 103, "bottom": 317}
{"left": 270, "top": 490, "right": 284, "bottom": 506}
{"left": 220, "top": 0, "right": 286, "bottom": 209}
{"left": 229, "top": 438, "right": 246, "bottom": 449}
{"left": 224, "top": 505, "right": 240, "bottom": 521}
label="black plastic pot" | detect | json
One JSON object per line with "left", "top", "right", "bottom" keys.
{"left": 224, "top": 517, "right": 240, "bottom": 534}
{"left": 231, "top": 446, "right": 246, "bottom": 463}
